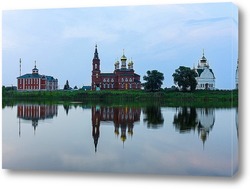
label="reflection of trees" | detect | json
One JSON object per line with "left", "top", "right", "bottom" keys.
{"left": 173, "top": 107, "right": 198, "bottom": 133}
{"left": 63, "top": 104, "right": 71, "bottom": 115}
{"left": 236, "top": 107, "right": 238, "bottom": 139}
{"left": 143, "top": 106, "right": 164, "bottom": 129}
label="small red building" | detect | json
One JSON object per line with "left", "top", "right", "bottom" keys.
{"left": 17, "top": 65, "right": 58, "bottom": 91}
{"left": 91, "top": 45, "right": 141, "bottom": 90}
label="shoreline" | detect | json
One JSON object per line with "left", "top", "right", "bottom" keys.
{"left": 2, "top": 89, "right": 238, "bottom": 108}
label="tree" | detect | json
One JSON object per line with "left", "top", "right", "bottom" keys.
{"left": 63, "top": 80, "right": 70, "bottom": 90}
{"left": 172, "top": 66, "right": 198, "bottom": 92}
{"left": 143, "top": 70, "right": 164, "bottom": 92}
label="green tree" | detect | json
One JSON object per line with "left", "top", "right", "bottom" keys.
{"left": 143, "top": 70, "right": 164, "bottom": 92}
{"left": 172, "top": 66, "right": 197, "bottom": 92}
{"left": 63, "top": 80, "right": 70, "bottom": 90}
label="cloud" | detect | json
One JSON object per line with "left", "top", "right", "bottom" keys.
{"left": 62, "top": 25, "right": 120, "bottom": 44}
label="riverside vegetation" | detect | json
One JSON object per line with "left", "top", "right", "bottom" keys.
{"left": 2, "top": 88, "right": 238, "bottom": 108}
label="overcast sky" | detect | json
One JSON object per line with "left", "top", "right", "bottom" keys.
{"left": 2, "top": 2, "right": 238, "bottom": 89}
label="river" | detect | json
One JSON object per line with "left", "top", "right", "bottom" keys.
{"left": 2, "top": 103, "right": 238, "bottom": 176}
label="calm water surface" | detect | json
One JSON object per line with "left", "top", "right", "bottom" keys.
{"left": 2, "top": 103, "right": 238, "bottom": 176}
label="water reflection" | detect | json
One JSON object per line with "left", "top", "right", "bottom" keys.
{"left": 173, "top": 107, "right": 215, "bottom": 146}
{"left": 92, "top": 106, "right": 141, "bottom": 152}
{"left": 143, "top": 106, "right": 164, "bottom": 129}
{"left": 17, "top": 104, "right": 58, "bottom": 136}
{"left": 15, "top": 104, "right": 218, "bottom": 148}
{"left": 63, "top": 104, "right": 71, "bottom": 115}
{"left": 236, "top": 107, "right": 238, "bottom": 139}
{"left": 197, "top": 108, "right": 215, "bottom": 146}
{"left": 3, "top": 103, "right": 238, "bottom": 175}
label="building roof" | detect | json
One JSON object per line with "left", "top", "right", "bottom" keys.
{"left": 46, "top": 76, "right": 57, "bottom": 81}
{"left": 17, "top": 73, "right": 42, "bottom": 79}
{"left": 17, "top": 73, "right": 57, "bottom": 81}
{"left": 100, "top": 73, "right": 116, "bottom": 76}
{"left": 196, "top": 68, "right": 215, "bottom": 78}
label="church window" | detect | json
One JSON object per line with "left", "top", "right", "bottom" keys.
{"left": 129, "top": 78, "right": 132, "bottom": 82}
{"left": 121, "top": 78, "right": 124, "bottom": 82}
{"left": 111, "top": 78, "right": 114, "bottom": 82}
{"left": 103, "top": 83, "right": 106, "bottom": 88}
{"left": 111, "top": 83, "right": 114, "bottom": 88}
{"left": 129, "top": 83, "right": 132, "bottom": 88}
{"left": 103, "top": 78, "right": 106, "bottom": 82}
{"left": 125, "top": 78, "right": 128, "bottom": 82}
{"left": 95, "top": 64, "right": 97, "bottom": 69}
{"left": 96, "top": 74, "right": 98, "bottom": 78}
{"left": 121, "top": 83, "right": 124, "bottom": 88}
{"left": 107, "top": 78, "right": 109, "bottom": 82}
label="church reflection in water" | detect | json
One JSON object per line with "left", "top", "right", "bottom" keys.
{"left": 17, "top": 104, "right": 58, "bottom": 136}
{"left": 173, "top": 107, "right": 215, "bottom": 147}
{"left": 15, "top": 103, "right": 220, "bottom": 151}
{"left": 91, "top": 106, "right": 141, "bottom": 152}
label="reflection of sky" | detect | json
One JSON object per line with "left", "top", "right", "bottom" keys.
{"left": 2, "top": 105, "right": 238, "bottom": 176}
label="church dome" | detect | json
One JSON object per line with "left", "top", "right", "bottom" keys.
{"left": 121, "top": 54, "right": 127, "bottom": 61}
{"left": 114, "top": 60, "right": 119, "bottom": 65}
{"left": 32, "top": 64, "right": 39, "bottom": 74}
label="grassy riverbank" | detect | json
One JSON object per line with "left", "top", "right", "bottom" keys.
{"left": 2, "top": 89, "right": 238, "bottom": 107}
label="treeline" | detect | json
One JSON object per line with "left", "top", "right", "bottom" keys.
{"left": 2, "top": 89, "right": 238, "bottom": 107}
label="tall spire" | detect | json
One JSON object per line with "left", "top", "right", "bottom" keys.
{"left": 121, "top": 49, "right": 127, "bottom": 69}
{"left": 94, "top": 44, "right": 99, "bottom": 59}
{"left": 32, "top": 60, "right": 39, "bottom": 74}
{"left": 19, "top": 58, "right": 22, "bottom": 76}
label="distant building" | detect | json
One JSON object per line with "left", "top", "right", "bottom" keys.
{"left": 81, "top": 86, "right": 91, "bottom": 91}
{"left": 235, "top": 59, "right": 239, "bottom": 89}
{"left": 91, "top": 45, "right": 141, "bottom": 90}
{"left": 17, "top": 63, "right": 58, "bottom": 91}
{"left": 194, "top": 50, "right": 215, "bottom": 90}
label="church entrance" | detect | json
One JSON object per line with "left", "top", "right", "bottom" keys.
{"left": 205, "top": 83, "right": 209, "bottom": 90}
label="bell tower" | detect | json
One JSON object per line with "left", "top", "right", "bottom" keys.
{"left": 91, "top": 45, "right": 101, "bottom": 90}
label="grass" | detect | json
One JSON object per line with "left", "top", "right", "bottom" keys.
{"left": 2, "top": 89, "right": 238, "bottom": 108}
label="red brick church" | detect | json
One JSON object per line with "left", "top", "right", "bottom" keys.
{"left": 91, "top": 45, "right": 141, "bottom": 90}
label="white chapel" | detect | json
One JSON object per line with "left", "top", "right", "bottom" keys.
{"left": 194, "top": 50, "right": 215, "bottom": 90}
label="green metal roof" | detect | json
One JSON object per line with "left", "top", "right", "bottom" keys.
{"left": 17, "top": 74, "right": 57, "bottom": 81}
